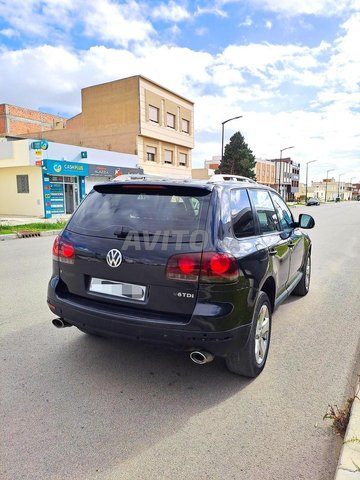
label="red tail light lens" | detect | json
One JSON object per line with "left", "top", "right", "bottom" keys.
{"left": 166, "top": 252, "right": 239, "bottom": 283}
{"left": 52, "top": 235, "right": 75, "bottom": 264}
{"left": 200, "top": 252, "right": 239, "bottom": 282}
{"left": 166, "top": 253, "right": 201, "bottom": 282}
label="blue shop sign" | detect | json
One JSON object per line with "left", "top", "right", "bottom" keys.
{"left": 43, "top": 159, "right": 89, "bottom": 176}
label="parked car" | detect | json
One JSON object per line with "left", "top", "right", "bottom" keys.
{"left": 48, "top": 174, "right": 315, "bottom": 377}
{"left": 306, "top": 197, "right": 320, "bottom": 206}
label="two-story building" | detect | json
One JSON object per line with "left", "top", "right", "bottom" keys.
{"left": 20, "top": 75, "right": 194, "bottom": 178}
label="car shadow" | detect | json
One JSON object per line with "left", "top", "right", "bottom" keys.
{"left": 2, "top": 321, "right": 252, "bottom": 480}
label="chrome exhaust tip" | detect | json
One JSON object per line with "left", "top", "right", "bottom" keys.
{"left": 190, "top": 350, "right": 214, "bottom": 365}
{"left": 52, "top": 318, "right": 72, "bottom": 329}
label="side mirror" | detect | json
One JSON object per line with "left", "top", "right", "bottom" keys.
{"left": 298, "top": 213, "right": 315, "bottom": 229}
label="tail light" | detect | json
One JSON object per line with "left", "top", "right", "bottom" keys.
{"left": 166, "top": 252, "right": 239, "bottom": 283}
{"left": 52, "top": 236, "right": 75, "bottom": 264}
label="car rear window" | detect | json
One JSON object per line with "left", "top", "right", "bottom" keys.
{"left": 66, "top": 184, "right": 212, "bottom": 239}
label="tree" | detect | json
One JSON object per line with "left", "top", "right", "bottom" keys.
{"left": 216, "top": 131, "right": 256, "bottom": 179}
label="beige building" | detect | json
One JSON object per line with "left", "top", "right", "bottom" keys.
{"left": 27, "top": 75, "right": 194, "bottom": 178}
{"left": 295, "top": 178, "right": 352, "bottom": 201}
{"left": 192, "top": 156, "right": 220, "bottom": 179}
{"left": 0, "top": 138, "right": 139, "bottom": 218}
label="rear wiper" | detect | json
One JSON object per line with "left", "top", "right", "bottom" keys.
{"left": 113, "top": 227, "right": 160, "bottom": 238}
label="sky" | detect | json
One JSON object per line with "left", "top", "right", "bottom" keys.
{"left": 0, "top": 0, "right": 359, "bottom": 183}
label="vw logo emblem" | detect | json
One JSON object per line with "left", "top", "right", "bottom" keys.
{"left": 106, "top": 249, "right": 122, "bottom": 268}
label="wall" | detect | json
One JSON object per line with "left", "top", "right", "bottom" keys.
{"left": 0, "top": 104, "right": 66, "bottom": 136}
{"left": 0, "top": 140, "right": 32, "bottom": 167}
{"left": 0, "top": 166, "right": 44, "bottom": 216}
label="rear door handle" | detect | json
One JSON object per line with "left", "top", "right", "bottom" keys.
{"left": 268, "top": 249, "right": 277, "bottom": 256}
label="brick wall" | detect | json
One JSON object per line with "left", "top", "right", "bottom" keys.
{"left": 0, "top": 104, "right": 67, "bottom": 136}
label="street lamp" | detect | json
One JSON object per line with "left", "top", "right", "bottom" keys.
{"left": 324, "top": 168, "right": 334, "bottom": 203}
{"left": 337, "top": 172, "right": 345, "bottom": 200}
{"left": 221, "top": 115, "right": 243, "bottom": 163}
{"left": 305, "top": 160, "right": 317, "bottom": 204}
{"left": 278, "top": 146, "right": 294, "bottom": 197}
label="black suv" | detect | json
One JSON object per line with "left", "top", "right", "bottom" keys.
{"left": 48, "top": 175, "right": 314, "bottom": 377}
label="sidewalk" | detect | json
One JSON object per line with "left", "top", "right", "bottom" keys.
{"left": 334, "top": 384, "right": 360, "bottom": 479}
{"left": 0, "top": 214, "right": 70, "bottom": 226}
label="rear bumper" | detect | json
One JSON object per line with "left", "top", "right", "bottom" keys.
{"left": 48, "top": 281, "right": 252, "bottom": 357}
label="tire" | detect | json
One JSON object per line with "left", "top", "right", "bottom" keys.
{"left": 225, "top": 291, "right": 272, "bottom": 378}
{"left": 292, "top": 253, "right": 311, "bottom": 296}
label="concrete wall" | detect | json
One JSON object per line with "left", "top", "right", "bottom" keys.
{"left": 0, "top": 166, "right": 43, "bottom": 216}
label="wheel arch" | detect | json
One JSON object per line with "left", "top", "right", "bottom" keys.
{"left": 261, "top": 276, "right": 276, "bottom": 312}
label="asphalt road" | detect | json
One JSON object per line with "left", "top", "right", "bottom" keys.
{"left": 1, "top": 202, "right": 360, "bottom": 480}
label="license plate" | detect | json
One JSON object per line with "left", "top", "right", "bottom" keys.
{"left": 89, "top": 278, "right": 147, "bottom": 301}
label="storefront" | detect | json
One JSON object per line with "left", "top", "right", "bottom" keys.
{"left": 42, "top": 160, "right": 87, "bottom": 218}
{"left": 0, "top": 138, "right": 141, "bottom": 218}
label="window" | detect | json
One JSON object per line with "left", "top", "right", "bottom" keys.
{"left": 182, "top": 118, "right": 190, "bottom": 133}
{"left": 248, "top": 189, "right": 279, "bottom": 233}
{"left": 179, "top": 152, "right": 187, "bottom": 166}
{"left": 16, "top": 175, "right": 29, "bottom": 194}
{"left": 146, "top": 146, "right": 156, "bottom": 162}
{"left": 166, "top": 113, "right": 175, "bottom": 129}
{"left": 164, "top": 150, "right": 173, "bottom": 164}
{"left": 230, "top": 189, "right": 255, "bottom": 238}
{"left": 149, "top": 105, "right": 159, "bottom": 123}
{"left": 270, "top": 193, "right": 293, "bottom": 231}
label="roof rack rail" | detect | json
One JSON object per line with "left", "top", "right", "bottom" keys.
{"left": 112, "top": 174, "right": 194, "bottom": 183}
{"left": 208, "top": 174, "right": 257, "bottom": 184}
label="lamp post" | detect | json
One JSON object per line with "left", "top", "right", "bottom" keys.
{"left": 350, "top": 176, "right": 356, "bottom": 201}
{"left": 337, "top": 172, "right": 344, "bottom": 200}
{"left": 305, "top": 160, "right": 317, "bottom": 204}
{"left": 324, "top": 168, "right": 334, "bottom": 203}
{"left": 278, "top": 146, "right": 294, "bottom": 197}
{"left": 221, "top": 115, "right": 243, "bottom": 163}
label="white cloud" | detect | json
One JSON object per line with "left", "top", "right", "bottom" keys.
{"left": 265, "top": 20, "right": 272, "bottom": 29}
{"left": 84, "top": 0, "right": 154, "bottom": 47}
{"left": 239, "top": 16, "right": 252, "bottom": 27}
{"left": 151, "top": 1, "right": 190, "bottom": 22}
{"left": 0, "top": 0, "right": 76, "bottom": 38}
{"left": 246, "top": 0, "right": 360, "bottom": 16}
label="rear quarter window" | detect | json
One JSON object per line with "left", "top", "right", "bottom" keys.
{"left": 230, "top": 189, "right": 255, "bottom": 238}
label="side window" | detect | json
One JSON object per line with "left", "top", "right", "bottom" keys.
{"left": 230, "top": 189, "right": 255, "bottom": 238}
{"left": 248, "top": 189, "right": 279, "bottom": 234}
{"left": 270, "top": 193, "right": 293, "bottom": 231}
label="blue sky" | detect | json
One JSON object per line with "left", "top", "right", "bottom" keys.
{"left": 0, "top": 0, "right": 359, "bottom": 182}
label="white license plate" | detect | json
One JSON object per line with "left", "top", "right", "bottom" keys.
{"left": 89, "top": 278, "right": 146, "bottom": 301}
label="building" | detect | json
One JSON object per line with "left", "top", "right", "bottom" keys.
{"left": 0, "top": 104, "right": 66, "bottom": 137}
{"left": 295, "top": 178, "right": 354, "bottom": 202}
{"left": 18, "top": 75, "right": 194, "bottom": 178}
{"left": 192, "top": 156, "right": 220, "bottom": 179}
{"left": 269, "top": 157, "right": 300, "bottom": 201}
{"left": 255, "top": 159, "right": 276, "bottom": 186}
{"left": 0, "top": 137, "right": 141, "bottom": 218}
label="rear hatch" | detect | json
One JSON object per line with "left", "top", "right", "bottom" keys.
{"left": 56, "top": 182, "right": 213, "bottom": 322}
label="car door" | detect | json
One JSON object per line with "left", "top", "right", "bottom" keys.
{"left": 248, "top": 189, "right": 291, "bottom": 298}
{"left": 270, "top": 192, "right": 305, "bottom": 290}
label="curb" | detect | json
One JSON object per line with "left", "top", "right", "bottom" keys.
{"left": 334, "top": 386, "right": 360, "bottom": 479}
{"left": 0, "top": 230, "right": 61, "bottom": 241}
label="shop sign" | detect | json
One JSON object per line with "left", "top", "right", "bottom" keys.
{"left": 43, "top": 160, "right": 89, "bottom": 176}
{"left": 31, "top": 140, "right": 48, "bottom": 150}
{"left": 89, "top": 165, "right": 143, "bottom": 177}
